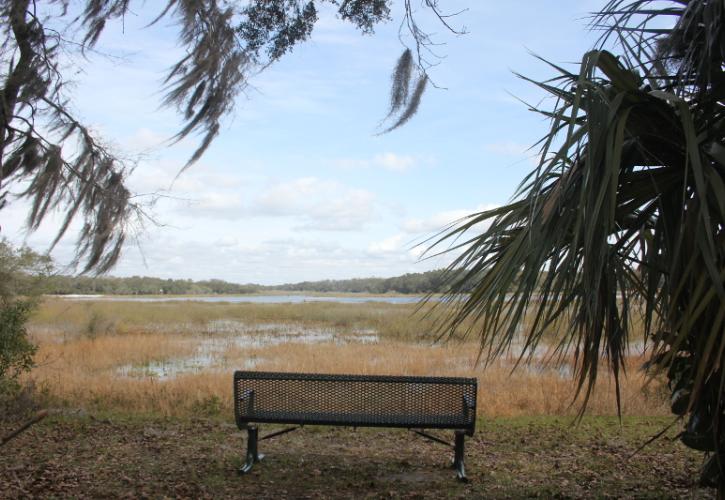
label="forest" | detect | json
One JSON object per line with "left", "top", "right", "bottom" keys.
{"left": 43, "top": 269, "right": 450, "bottom": 295}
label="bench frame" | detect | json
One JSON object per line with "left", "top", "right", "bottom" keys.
{"left": 234, "top": 371, "right": 477, "bottom": 481}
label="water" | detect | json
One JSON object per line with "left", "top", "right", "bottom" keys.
{"left": 59, "top": 294, "right": 429, "bottom": 304}
{"left": 118, "top": 354, "right": 260, "bottom": 379}
{"left": 117, "top": 321, "right": 379, "bottom": 380}
{"left": 117, "top": 347, "right": 263, "bottom": 380}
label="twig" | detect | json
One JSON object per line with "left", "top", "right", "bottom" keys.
{"left": 0, "top": 410, "right": 48, "bottom": 447}
{"left": 627, "top": 416, "right": 681, "bottom": 459}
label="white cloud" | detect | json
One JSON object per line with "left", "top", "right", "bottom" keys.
{"left": 106, "top": 235, "right": 440, "bottom": 285}
{"left": 367, "top": 234, "right": 405, "bottom": 255}
{"left": 402, "top": 204, "right": 499, "bottom": 235}
{"left": 253, "top": 177, "right": 326, "bottom": 215}
{"left": 188, "top": 192, "right": 245, "bottom": 215}
{"left": 252, "top": 177, "right": 377, "bottom": 231}
{"left": 372, "top": 153, "right": 416, "bottom": 172}
{"left": 402, "top": 209, "right": 471, "bottom": 234}
{"left": 125, "top": 159, "right": 260, "bottom": 220}
{"left": 132, "top": 167, "right": 379, "bottom": 227}
{"left": 128, "top": 160, "right": 244, "bottom": 194}
{"left": 365, "top": 233, "right": 455, "bottom": 270}
{"left": 333, "top": 152, "right": 425, "bottom": 172}
{"left": 125, "top": 128, "right": 168, "bottom": 154}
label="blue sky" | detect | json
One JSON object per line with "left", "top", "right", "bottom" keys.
{"left": 5, "top": 1, "right": 605, "bottom": 284}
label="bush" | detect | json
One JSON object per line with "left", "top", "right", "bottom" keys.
{"left": 84, "top": 309, "right": 117, "bottom": 338}
{"left": 0, "top": 239, "right": 52, "bottom": 401}
{"left": 0, "top": 299, "right": 37, "bottom": 393}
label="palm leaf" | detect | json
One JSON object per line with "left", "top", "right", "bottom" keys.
{"left": 431, "top": 3, "right": 725, "bottom": 488}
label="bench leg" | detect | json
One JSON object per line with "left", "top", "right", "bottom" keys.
{"left": 452, "top": 430, "right": 468, "bottom": 482}
{"left": 239, "top": 426, "right": 264, "bottom": 474}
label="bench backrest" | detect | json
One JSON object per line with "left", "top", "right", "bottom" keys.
{"left": 234, "top": 371, "right": 477, "bottom": 433}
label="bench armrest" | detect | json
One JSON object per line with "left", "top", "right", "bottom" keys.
{"left": 462, "top": 394, "right": 476, "bottom": 436}
{"left": 235, "top": 389, "right": 256, "bottom": 429}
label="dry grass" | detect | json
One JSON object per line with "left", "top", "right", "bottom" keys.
{"left": 30, "top": 298, "right": 438, "bottom": 339}
{"left": 24, "top": 298, "right": 668, "bottom": 417}
{"left": 235, "top": 342, "right": 666, "bottom": 416}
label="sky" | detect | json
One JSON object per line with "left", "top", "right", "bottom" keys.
{"left": 3, "top": 1, "right": 605, "bottom": 285}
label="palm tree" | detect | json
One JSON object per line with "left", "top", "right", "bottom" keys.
{"left": 431, "top": 0, "right": 725, "bottom": 490}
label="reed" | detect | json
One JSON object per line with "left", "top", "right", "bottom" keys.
{"left": 24, "top": 298, "right": 667, "bottom": 417}
{"left": 30, "top": 298, "right": 443, "bottom": 340}
{"left": 31, "top": 297, "right": 567, "bottom": 342}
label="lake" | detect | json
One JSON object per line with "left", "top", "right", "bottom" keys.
{"left": 57, "top": 294, "right": 431, "bottom": 304}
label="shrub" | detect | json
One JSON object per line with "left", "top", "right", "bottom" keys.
{"left": 0, "top": 239, "right": 52, "bottom": 401}
{"left": 0, "top": 299, "right": 37, "bottom": 393}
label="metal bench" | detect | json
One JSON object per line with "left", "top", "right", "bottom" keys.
{"left": 233, "top": 371, "right": 477, "bottom": 481}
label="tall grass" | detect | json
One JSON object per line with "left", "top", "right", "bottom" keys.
{"left": 31, "top": 298, "right": 441, "bottom": 341}
{"left": 31, "top": 297, "right": 567, "bottom": 342}
{"left": 25, "top": 298, "right": 667, "bottom": 417}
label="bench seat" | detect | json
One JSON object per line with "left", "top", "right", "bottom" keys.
{"left": 243, "top": 409, "right": 471, "bottom": 428}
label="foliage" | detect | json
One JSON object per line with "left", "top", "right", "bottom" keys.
{"left": 381, "top": 48, "right": 428, "bottom": 133}
{"left": 0, "top": 239, "right": 51, "bottom": 395}
{"left": 42, "top": 268, "right": 455, "bottom": 295}
{"left": 0, "top": 0, "right": 460, "bottom": 273}
{"left": 46, "top": 274, "right": 260, "bottom": 296}
{"left": 0, "top": 300, "right": 35, "bottom": 384}
{"left": 432, "top": 0, "right": 725, "bottom": 490}
{"left": 0, "top": 238, "right": 53, "bottom": 297}
{"left": 270, "top": 269, "right": 449, "bottom": 294}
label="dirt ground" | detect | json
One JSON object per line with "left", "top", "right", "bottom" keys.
{"left": 0, "top": 412, "right": 713, "bottom": 499}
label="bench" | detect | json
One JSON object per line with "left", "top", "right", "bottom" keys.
{"left": 233, "top": 370, "right": 477, "bottom": 481}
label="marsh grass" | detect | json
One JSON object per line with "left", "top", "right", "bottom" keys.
{"left": 31, "top": 296, "right": 569, "bottom": 342}
{"left": 25, "top": 298, "right": 667, "bottom": 417}
{"left": 31, "top": 299, "right": 442, "bottom": 340}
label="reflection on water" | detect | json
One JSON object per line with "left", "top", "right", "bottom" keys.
{"left": 117, "top": 354, "right": 262, "bottom": 379}
{"left": 117, "top": 321, "right": 379, "bottom": 380}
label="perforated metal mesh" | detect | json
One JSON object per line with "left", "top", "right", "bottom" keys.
{"left": 234, "top": 371, "right": 477, "bottom": 432}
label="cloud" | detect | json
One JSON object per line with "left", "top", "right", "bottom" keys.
{"left": 187, "top": 192, "right": 245, "bottom": 215}
{"left": 372, "top": 153, "right": 416, "bottom": 172}
{"left": 365, "top": 233, "right": 454, "bottom": 270}
{"left": 366, "top": 233, "right": 429, "bottom": 262}
{"left": 129, "top": 159, "right": 248, "bottom": 193}
{"left": 367, "top": 234, "right": 405, "bottom": 255}
{"left": 252, "top": 177, "right": 377, "bottom": 231}
{"left": 402, "top": 204, "right": 499, "bottom": 235}
{"left": 124, "top": 159, "right": 261, "bottom": 220}
{"left": 124, "top": 128, "right": 168, "bottom": 154}
{"left": 333, "top": 152, "right": 426, "bottom": 172}
{"left": 132, "top": 166, "right": 379, "bottom": 227}
{"left": 107, "top": 235, "right": 440, "bottom": 285}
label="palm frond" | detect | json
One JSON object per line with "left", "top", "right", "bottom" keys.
{"left": 433, "top": 0, "right": 725, "bottom": 487}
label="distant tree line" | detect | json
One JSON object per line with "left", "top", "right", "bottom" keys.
{"left": 44, "top": 269, "right": 452, "bottom": 295}
{"left": 272, "top": 270, "right": 449, "bottom": 294}
{"left": 45, "top": 275, "right": 260, "bottom": 296}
